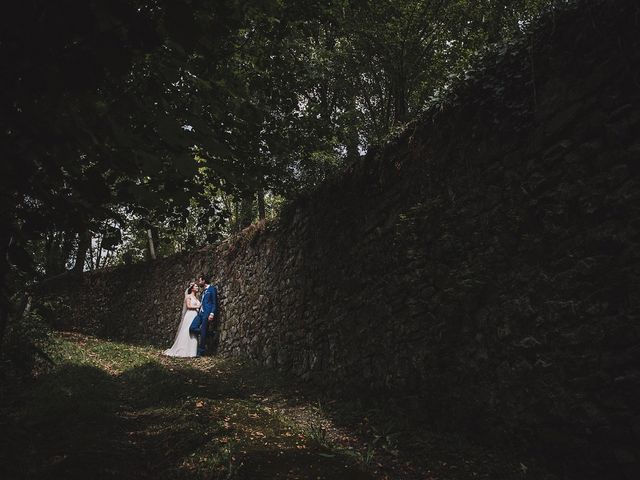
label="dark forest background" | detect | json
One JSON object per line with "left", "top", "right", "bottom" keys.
{"left": 1, "top": 0, "right": 562, "bottom": 345}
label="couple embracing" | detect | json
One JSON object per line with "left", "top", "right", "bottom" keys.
{"left": 163, "top": 273, "right": 218, "bottom": 358}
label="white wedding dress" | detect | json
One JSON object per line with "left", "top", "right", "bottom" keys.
{"left": 163, "top": 292, "right": 200, "bottom": 357}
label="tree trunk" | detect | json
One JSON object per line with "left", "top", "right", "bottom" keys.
{"left": 147, "top": 229, "right": 156, "bottom": 260}
{"left": 44, "top": 232, "right": 56, "bottom": 276}
{"left": 60, "top": 232, "right": 75, "bottom": 271}
{"left": 47, "top": 231, "right": 76, "bottom": 275}
{"left": 102, "top": 249, "right": 113, "bottom": 268}
{"left": 87, "top": 238, "right": 95, "bottom": 270}
{"left": 73, "top": 231, "right": 90, "bottom": 274}
{"left": 393, "top": 76, "right": 408, "bottom": 124}
{"left": 238, "top": 195, "right": 254, "bottom": 230}
{"left": 95, "top": 235, "right": 103, "bottom": 270}
{"left": 257, "top": 189, "right": 266, "bottom": 220}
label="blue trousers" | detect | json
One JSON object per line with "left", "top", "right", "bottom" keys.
{"left": 189, "top": 313, "right": 208, "bottom": 356}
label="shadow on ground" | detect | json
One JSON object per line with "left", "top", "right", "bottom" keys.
{"left": 0, "top": 333, "right": 373, "bottom": 479}
{"left": 0, "top": 332, "right": 554, "bottom": 479}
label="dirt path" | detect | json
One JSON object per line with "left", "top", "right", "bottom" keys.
{"left": 0, "top": 333, "right": 553, "bottom": 479}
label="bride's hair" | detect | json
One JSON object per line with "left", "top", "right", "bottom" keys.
{"left": 186, "top": 282, "right": 196, "bottom": 294}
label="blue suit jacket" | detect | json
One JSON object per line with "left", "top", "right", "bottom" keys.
{"left": 200, "top": 285, "right": 218, "bottom": 320}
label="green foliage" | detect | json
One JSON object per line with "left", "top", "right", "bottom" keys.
{"left": 1, "top": 0, "right": 559, "bottom": 324}
{"left": 0, "top": 301, "right": 54, "bottom": 375}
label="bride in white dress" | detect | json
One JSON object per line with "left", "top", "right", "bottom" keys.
{"left": 163, "top": 283, "right": 200, "bottom": 357}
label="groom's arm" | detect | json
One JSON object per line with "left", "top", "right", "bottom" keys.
{"left": 208, "top": 287, "right": 218, "bottom": 321}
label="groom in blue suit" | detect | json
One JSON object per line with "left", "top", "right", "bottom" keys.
{"left": 189, "top": 272, "right": 218, "bottom": 356}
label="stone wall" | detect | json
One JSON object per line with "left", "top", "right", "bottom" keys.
{"left": 42, "top": 1, "right": 640, "bottom": 478}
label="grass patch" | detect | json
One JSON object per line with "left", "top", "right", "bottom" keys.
{"left": 0, "top": 332, "right": 555, "bottom": 480}
{"left": 0, "top": 333, "right": 372, "bottom": 480}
